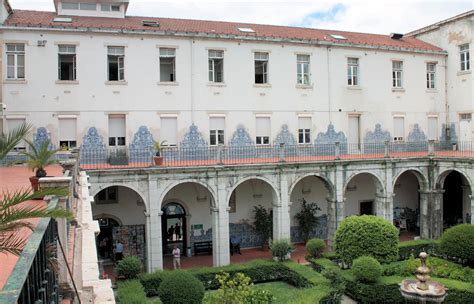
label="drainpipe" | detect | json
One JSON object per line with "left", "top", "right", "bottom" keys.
{"left": 190, "top": 40, "right": 195, "bottom": 123}
{"left": 326, "top": 46, "right": 332, "bottom": 124}
{"left": 444, "top": 54, "right": 450, "bottom": 139}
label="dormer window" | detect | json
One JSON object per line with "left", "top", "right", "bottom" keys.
{"left": 101, "top": 4, "right": 121, "bottom": 12}
{"left": 62, "top": 2, "right": 97, "bottom": 11}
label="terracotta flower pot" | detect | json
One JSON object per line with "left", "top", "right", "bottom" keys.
{"left": 29, "top": 176, "right": 40, "bottom": 192}
{"left": 153, "top": 156, "right": 164, "bottom": 166}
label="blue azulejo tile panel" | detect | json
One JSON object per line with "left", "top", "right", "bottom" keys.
{"left": 315, "top": 124, "right": 347, "bottom": 155}
{"left": 33, "top": 127, "right": 54, "bottom": 150}
{"left": 290, "top": 215, "right": 328, "bottom": 243}
{"left": 129, "top": 126, "right": 154, "bottom": 163}
{"left": 80, "top": 127, "right": 107, "bottom": 164}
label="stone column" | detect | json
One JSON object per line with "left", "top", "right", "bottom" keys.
{"left": 386, "top": 193, "right": 395, "bottom": 223}
{"left": 469, "top": 195, "right": 474, "bottom": 225}
{"left": 274, "top": 173, "right": 290, "bottom": 241}
{"left": 211, "top": 206, "right": 220, "bottom": 266}
{"left": 148, "top": 211, "right": 163, "bottom": 271}
{"left": 431, "top": 190, "right": 445, "bottom": 239}
{"left": 419, "top": 190, "right": 430, "bottom": 239}
{"left": 326, "top": 198, "right": 337, "bottom": 250}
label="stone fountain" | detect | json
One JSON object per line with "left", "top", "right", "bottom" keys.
{"left": 400, "top": 252, "right": 447, "bottom": 303}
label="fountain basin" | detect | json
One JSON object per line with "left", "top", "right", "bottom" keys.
{"left": 400, "top": 279, "right": 447, "bottom": 303}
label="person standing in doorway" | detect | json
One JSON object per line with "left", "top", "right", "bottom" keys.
{"left": 172, "top": 245, "right": 181, "bottom": 270}
{"left": 175, "top": 223, "right": 181, "bottom": 240}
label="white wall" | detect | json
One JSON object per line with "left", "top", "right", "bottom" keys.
{"left": 0, "top": 29, "right": 447, "bottom": 148}
{"left": 344, "top": 173, "right": 379, "bottom": 216}
{"left": 229, "top": 179, "right": 274, "bottom": 224}
{"left": 393, "top": 172, "right": 420, "bottom": 209}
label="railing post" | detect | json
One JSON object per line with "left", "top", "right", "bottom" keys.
{"left": 384, "top": 140, "right": 390, "bottom": 158}
{"left": 335, "top": 142, "right": 340, "bottom": 160}
{"left": 217, "top": 144, "right": 224, "bottom": 165}
{"left": 428, "top": 140, "right": 435, "bottom": 156}
{"left": 279, "top": 143, "right": 285, "bottom": 162}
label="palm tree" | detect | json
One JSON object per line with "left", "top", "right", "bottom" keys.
{"left": 0, "top": 122, "right": 31, "bottom": 160}
{"left": 0, "top": 124, "right": 73, "bottom": 255}
{"left": 22, "top": 140, "right": 59, "bottom": 177}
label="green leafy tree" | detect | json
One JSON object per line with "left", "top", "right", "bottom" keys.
{"left": 253, "top": 205, "right": 272, "bottom": 248}
{"left": 0, "top": 124, "right": 73, "bottom": 256}
{"left": 294, "top": 199, "right": 321, "bottom": 243}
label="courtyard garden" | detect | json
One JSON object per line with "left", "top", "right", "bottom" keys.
{"left": 114, "top": 216, "right": 474, "bottom": 303}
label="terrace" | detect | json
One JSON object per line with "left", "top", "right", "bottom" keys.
{"left": 79, "top": 140, "right": 474, "bottom": 170}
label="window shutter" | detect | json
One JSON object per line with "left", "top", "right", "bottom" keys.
{"left": 210, "top": 117, "right": 225, "bottom": 130}
{"left": 108, "top": 116, "right": 126, "bottom": 137}
{"left": 59, "top": 118, "right": 77, "bottom": 141}
{"left": 394, "top": 117, "right": 405, "bottom": 138}
{"left": 298, "top": 117, "right": 311, "bottom": 129}
{"left": 161, "top": 117, "right": 177, "bottom": 146}
{"left": 7, "top": 118, "right": 26, "bottom": 148}
{"left": 256, "top": 117, "right": 270, "bottom": 136}
{"left": 428, "top": 117, "right": 438, "bottom": 140}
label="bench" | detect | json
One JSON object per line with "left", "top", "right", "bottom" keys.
{"left": 193, "top": 241, "right": 212, "bottom": 255}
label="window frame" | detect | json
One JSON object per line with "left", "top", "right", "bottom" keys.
{"left": 159, "top": 48, "right": 176, "bottom": 82}
{"left": 254, "top": 52, "right": 269, "bottom": 84}
{"left": 460, "top": 44, "right": 470, "bottom": 71}
{"left": 296, "top": 54, "right": 310, "bottom": 85}
{"left": 392, "top": 60, "right": 403, "bottom": 88}
{"left": 347, "top": 57, "right": 359, "bottom": 86}
{"left": 6, "top": 43, "right": 25, "bottom": 80}
{"left": 107, "top": 46, "right": 125, "bottom": 82}
{"left": 58, "top": 44, "right": 77, "bottom": 81}
{"left": 426, "top": 63, "right": 436, "bottom": 89}
{"left": 208, "top": 50, "right": 224, "bottom": 83}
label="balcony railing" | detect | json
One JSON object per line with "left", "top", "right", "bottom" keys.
{"left": 0, "top": 200, "right": 60, "bottom": 304}
{"left": 78, "top": 140, "right": 474, "bottom": 169}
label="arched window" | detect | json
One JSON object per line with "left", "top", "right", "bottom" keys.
{"left": 162, "top": 203, "right": 185, "bottom": 215}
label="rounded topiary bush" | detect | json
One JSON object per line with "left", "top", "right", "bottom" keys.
{"left": 158, "top": 271, "right": 205, "bottom": 304}
{"left": 306, "top": 238, "right": 325, "bottom": 258}
{"left": 352, "top": 256, "right": 382, "bottom": 283}
{"left": 440, "top": 224, "right": 474, "bottom": 265}
{"left": 270, "top": 239, "right": 294, "bottom": 261}
{"left": 115, "top": 256, "right": 142, "bottom": 280}
{"left": 335, "top": 215, "right": 399, "bottom": 265}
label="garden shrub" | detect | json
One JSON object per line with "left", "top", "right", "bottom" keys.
{"left": 335, "top": 215, "right": 399, "bottom": 265}
{"left": 115, "top": 256, "right": 142, "bottom": 280}
{"left": 203, "top": 272, "right": 274, "bottom": 304}
{"left": 140, "top": 271, "right": 167, "bottom": 297}
{"left": 305, "top": 238, "right": 325, "bottom": 258}
{"left": 270, "top": 239, "right": 294, "bottom": 261}
{"left": 294, "top": 199, "right": 321, "bottom": 242}
{"left": 320, "top": 268, "right": 345, "bottom": 303}
{"left": 398, "top": 239, "right": 439, "bottom": 260}
{"left": 440, "top": 224, "right": 474, "bottom": 265}
{"left": 351, "top": 256, "right": 382, "bottom": 283}
{"left": 116, "top": 280, "right": 159, "bottom": 304}
{"left": 158, "top": 271, "right": 205, "bottom": 304}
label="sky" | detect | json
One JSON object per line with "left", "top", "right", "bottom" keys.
{"left": 7, "top": 0, "right": 473, "bottom": 34}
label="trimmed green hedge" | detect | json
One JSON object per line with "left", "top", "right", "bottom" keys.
{"left": 440, "top": 224, "right": 474, "bottom": 265}
{"left": 352, "top": 256, "right": 382, "bottom": 283}
{"left": 140, "top": 260, "right": 312, "bottom": 296}
{"left": 116, "top": 280, "right": 161, "bottom": 304}
{"left": 158, "top": 271, "right": 205, "bottom": 304}
{"left": 398, "top": 239, "right": 440, "bottom": 260}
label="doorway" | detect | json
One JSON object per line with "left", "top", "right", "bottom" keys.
{"left": 97, "top": 217, "right": 120, "bottom": 260}
{"left": 348, "top": 115, "right": 361, "bottom": 153}
{"left": 360, "top": 201, "right": 374, "bottom": 215}
{"left": 162, "top": 203, "right": 186, "bottom": 255}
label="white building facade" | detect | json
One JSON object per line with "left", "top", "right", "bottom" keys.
{"left": 0, "top": 0, "right": 472, "bottom": 272}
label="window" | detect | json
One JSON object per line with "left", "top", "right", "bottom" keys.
{"left": 427, "top": 117, "right": 438, "bottom": 140}
{"left": 79, "top": 3, "right": 96, "bottom": 10}
{"left": 392, "top": 61, "right": 403, "bottom": 88}
{"left": 96, "top": 186, "right": 118, "bottom": 203}
{"left": 460, "top": 44, "right": 470, "bottom": 71}
{"left": 460, "top": 113, "right": 472, "bottom": 120}
{"left": 298, "top": 117, "right": 311, "bottom": 144}
{"left": 159, "top": 48, "right": 176, "bottom": 82}
{"left": 296, "top": 54, "right": 310, "bottom": 85}
{"left": 58, "top": 45, "right": 76, "bottom": 81}
{"left": 101, "top": 4, "right": 120, "bottom": 11}
{"left": 6, "top": 44, "right": 25, "bottom": 79}
{"left": 160, "top": 117, "right": 178, "bottom": 146}
{"left": 347, "top": 57, "right": 359, "bottom": 86}
{"left": 108, "top": 115, "right": 126, "bottom": 146}
{"left": 7, "top": 119, "right": 26, "bottom": 151}
{"left": 426, "top": 63, "right": 436, "bottom": 89}
{"left": 254, "top": 52, "right": 268, "bottom": 84}
{"left": 256, "top": 117, "right": 270, "bottom": 145}
{"left": 209, "top": 117, "right": 225, "bottom": 146}
{"left": 393, "top": 117, "right": 405, "bottom": 141}
{"left": 59, "top": 118, "right": 77, "bottom": 150}
{"left": 62, "top": 2, "right": 78, "bottom": 9}
{"left": 107, "top": 46, "right": 125, "bottom": 81}
{"left": 208, "top": 50, "right": 224, "bottom": 83}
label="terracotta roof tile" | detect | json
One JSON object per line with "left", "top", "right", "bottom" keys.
{"left": 4, "top": 10, "right": 444, "bottom": 53}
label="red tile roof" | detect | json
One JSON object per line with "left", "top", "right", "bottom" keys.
{"left": 4, "top": 10, "right": 444, "bottom": 53}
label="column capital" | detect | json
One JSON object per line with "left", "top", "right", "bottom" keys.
{"left": 211, "top": 207, "right": 219, "bottom": 213}
{"left": 144, "top": 212, "right": 150, "bottom": 217}
{"left": 157, "top": 210, "right": 163, "bottom": 216}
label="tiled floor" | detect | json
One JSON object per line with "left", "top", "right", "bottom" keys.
{"left": 0, "top": 165, "right": 63, "bottom": 289}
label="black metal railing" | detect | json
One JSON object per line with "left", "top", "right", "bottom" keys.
{"left": 74, "top": 140, "right": 473, "bottom": 169}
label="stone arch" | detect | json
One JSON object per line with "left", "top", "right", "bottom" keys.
{"left": 93, "top": 213, "right": 123, "bottom": 226}
{"left": 343, "top": 171, "right": 385, "bottom": 197}
{"left": 435, "top": 168, "right": 473, "bottom": 190}
{"left": 161, "top": 198, "right": 191, "bottom": 216}
{"left": 91, "top": 183, "right": 149, "bottom": 213}
{"left": 158, "top": 179, "right": 217, "bottom": 208}
{"left": 289, "top": 173, "right": 336, "bottom": 202}
{"left": 226, "top": 175, "right": 280, "bottom": 206}
{"left": 393, "top": 168, "right": 429, "bottom": 191}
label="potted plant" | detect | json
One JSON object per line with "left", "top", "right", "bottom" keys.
{"left": 253, "top": 204, "right": 273, "bottom": 250}
{"left": 153, "top": 140, "right": 167, "bottom": 166}
{"left": 21, "top": 140, "right": 59, "bottom": 192}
